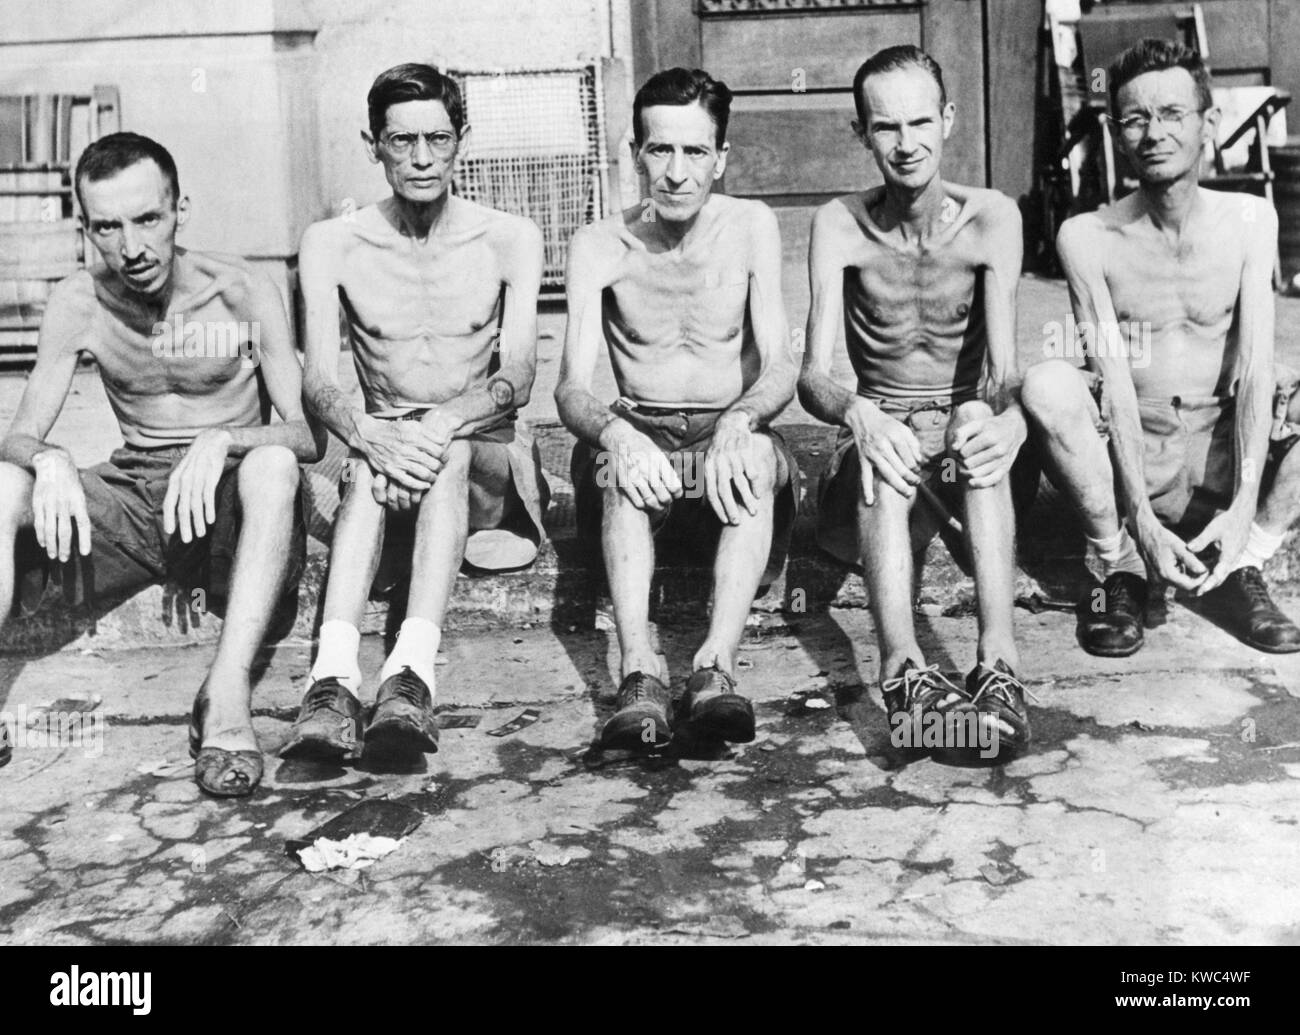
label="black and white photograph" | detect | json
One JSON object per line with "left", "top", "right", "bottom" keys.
{"left": 0, "top": 0, "right": 1297, "bottom": 984}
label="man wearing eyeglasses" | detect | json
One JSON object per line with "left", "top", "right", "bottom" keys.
{"left": 286, "top": 63, "right": 549, "bottom": 766}
{"left": 1021, "top": 38, "right": 1300, "bottom": 656}
{"left": 798, "top": 45, "right": 1031, "bottom": 762}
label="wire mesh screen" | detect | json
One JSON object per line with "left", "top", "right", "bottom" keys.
{"left": 449, "top": 64, "right": 608, "bottom": 290}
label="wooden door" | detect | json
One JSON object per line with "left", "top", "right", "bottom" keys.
{"left": 631, "top": 0, "right": 988, "bottom": 205}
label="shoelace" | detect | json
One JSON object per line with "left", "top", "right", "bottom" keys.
{"left": 1235, "top": 567, "right": 1273, "bottom": 608}
{"left": 1105, "top": 578, "right": 1140, "bottom": 612}
{"left": 303, "top": 681, "right": 348, "bottom": 715}
{"left": 623, "top": 673, "right": 654, "bottom": 704}
{"left": 384, "top": 669, "right": 427, "bottom": 707}
{"left": 969, "top": 667, "right": 1039, "bottom": 709}
{"left": 881, "top": 664, "right": 966, "bottom": 710}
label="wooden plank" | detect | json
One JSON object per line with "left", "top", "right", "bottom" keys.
{"left": 1084, "top": 1, "right": 1269, "bottom": 72}
{"left": 725, "top": 94, "right": 876, "bottom": 198}
{"left": 701, "top": 11, "right": 919, "bottom": 92}
{"left": 1201, "top": 0, "right": 1269, "bottom": 71}
{"left": 985, "top": 0, "right": 1041, "bottom": 201}
{"left": 921, "top": 0, "right": 985, "bottom": 188}
{"left": 1270, "top": 0, "right": 1300, "bottom": 107}
{"left": 630, "top": 0, "right": 700, "bottom": 87}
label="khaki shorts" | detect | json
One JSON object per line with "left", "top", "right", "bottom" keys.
{"left": 816, "top": 394, "right": 972, "bottom": 566}
{"left": 1084, "top": 366, "right": 1300, "bottom": 531}
{"left": 14, "top": 444, "right": 306, "bottom": 616}
{"left": 355, "top": 412, "right": 550, "bottom": 589}
{"left": 571, "top": 400, "right": 799, "bottom": 586}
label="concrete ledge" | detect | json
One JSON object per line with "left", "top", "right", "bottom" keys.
{"left": 4, "top": 421, "right": 1298, "bottom": 652}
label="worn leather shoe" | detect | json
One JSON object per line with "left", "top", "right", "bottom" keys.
{"left": 600, "top": 671, "right": 674, "bottom": 750}
{"left": 280, "top": 677, "right": 364, "bottom": 762}
{"left": 364, "top": 667, "right": 439, "bottom": 760}
{"left": 1208, "top": 566, "right": 1300, "bottom": 653}
{"left": 1077, "top": 571, "right": 1147, "bottom": 657}
{"left": 682, "top": 666, "right": 755, "bottom": 743}
{"left": 966, "top": 660, "right": 1034, "bottom": 760}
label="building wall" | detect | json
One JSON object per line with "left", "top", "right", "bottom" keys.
{"left": 0, "top": 0, "right": 635, "bottom": 268}
{"left": 302, "top": 0, "right": 634, "bottom": 216}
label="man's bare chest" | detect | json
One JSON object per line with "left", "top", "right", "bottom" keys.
{"left": 340, "top": 241, "right": 503, "bottom": 339}
{"left": 1105, "top": 240, "right": 1241, "bottom": 327}
{"left": 849, "top": 246, "right": 981, "bottom": 327}
{"left": 92, "top": 297, "right": 255, "bottom": 396}
{"left": 607, "top": 253, "right": 750, "bottom": 340}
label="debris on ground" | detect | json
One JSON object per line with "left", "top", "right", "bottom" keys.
{"left": 438, "top": 712, "right": 482, "bottom": 729}
{"left": 286, "top": 799, "right": 424, "bottom": 868}
{"left": 667, "top": 915, "right": 750, "bottom": 939}
{"left": 979, "top": 862, "right": 1016, "bottom": 886}
{"left": 135, "top": 758, "right": 190, "bottom": 778}
{"left": 298, "top": 833, "right": 403, "bottom": 872}
{"left": 486, "top": 709, "right": 541, "bottom": 737}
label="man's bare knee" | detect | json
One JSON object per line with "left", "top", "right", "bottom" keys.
{"left": 1021, "top": 360, "right": 1089, "bottom": 427}
{"left": 238, "top": 445, "right": 299, "bottom": 505}
{"left": 748, "top": 436, "right": 779, "bottom": 498}
{"left": 0, "top": 462, "right": 34, "bottom": 530}
{"left": 441, "top": 439, "right": 472, "bottom": 477}
{"left": 945, "top": 400, "right": 994, "bottom": 452}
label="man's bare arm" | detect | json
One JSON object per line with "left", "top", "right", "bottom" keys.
{"left": 724, "top": 204, "right": 795, "bottom": 429}
{"left": 1058, "top": 215, "right": 1205, "bottom": 588}
{"left": 555, "top": 227, "right": 624, "bottom": 449}
{"left": 427, "top": 217, "right": 544, "bottom": 436}
{"left": 297, "top": 220, "right": 442, "bottom": 491}
{"left": 949, "top": 195, "right": 1027, "bottom": 488}
{"left": 797, "top": 199, "right": 922, "bottom": 503}
{"left": 0, "top": 277, "right": 86, "bottom": 470}
{"left": 1187, "top": 199, "right": 1277, "bottom": 590}
{"left": 979, "top": 197, "right": 1024, "bottom": 416}
{"left": 555, "top": 224, "right": 682, "bottom": 509}
{"left": 221, "top": 268, "right": 320, "bottom": 462}
{"left": 0, "top": 276, "right": 95, "bottom": 559}
{"left": 797, "top": 201, "right": 858, "bottom": 427}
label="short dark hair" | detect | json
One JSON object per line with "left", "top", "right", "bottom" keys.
{"left": 853, "top": 45, "right": 947, "bottom": 126}
{"left": 1108, "top": 37, "right": 1213, "bottom": 114}
{"left": 74, "top": 131, "right": 179, "bottom": 213}
{"left": 632, "top": 67, "right": 733, "bottom": 149}
{"left": 367, "top": 63, "right": 465, "bottom": 140}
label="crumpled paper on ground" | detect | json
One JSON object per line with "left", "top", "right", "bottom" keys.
{"left": 298, "top": 833, "right": 403, "bottom": 872}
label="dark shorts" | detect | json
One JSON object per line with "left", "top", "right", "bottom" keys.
{"left": 816, "top": 394, "right": 971, "bottom": 566}
{"left": 14, "top": 444, "right": 306, "bottom": 616}
{"left": 1083, "top": 367, "right": 1300, "bottom": 532}
{"left": 570, "top": 401, "right": 800, "bottom": 586}
{"left": 359, "top": 412, "right": 550, "bottom": 589}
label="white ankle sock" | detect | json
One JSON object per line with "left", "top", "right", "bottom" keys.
{"left": 379, "top": 617, "right": 440, "bottom": 694}
{"left": 310, "top": 620, "right": 362, "bottom": 696}
{"left": 1085, "top": 528, "right": 1146, "bottom": 581}
{"left": 1232, "top": 523, "right": 1285, "bottom": 573}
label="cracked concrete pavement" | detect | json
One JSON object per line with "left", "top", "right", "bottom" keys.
{"left": 2, "top": 596, "right": 1299, "bottom": 945}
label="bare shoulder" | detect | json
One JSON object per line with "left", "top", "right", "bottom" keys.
{"left": 182, "top": 249, "right": 280, "bottom": 316}
{"left": 469, "top": 202, "right": 543, "bottom": 254}
{"left": 1057, "top": 207, "right": 1109, "bottom": 260}
{"left": 570, "top": 209, "right": 631, "bottom": 267}
{"left": 958, "top": 185, "right": 1020, "bottom": 227}
{"left": 299, "top": 210, "right": 359, "bottom": 255}
{"left": 1201, "top": 186, "right": 1276, "bottom": 237}
{"left": 811, "top": 193, "right": 864, "bottom": 241}
{"left": 709, "top": 193, "right": 777, "bottom": 232}
{"left": 46, "top": 267, "right": 98, "bottom": 317}
{"left": 40, "top": 269, "right": 98, "bottom": 350}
